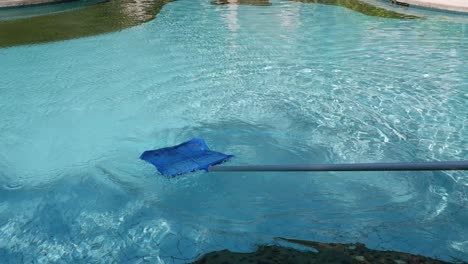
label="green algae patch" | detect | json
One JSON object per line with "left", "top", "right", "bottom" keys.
{"left": 192, "top": 238, "right": 451, "bottom": 264}
{"left": 0, "top": 0, "right": 172, "bottom": 48}
{"left": 290, "top": 0, "right": 419, "bottom": 19}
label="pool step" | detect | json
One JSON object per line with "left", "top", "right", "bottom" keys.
{"left": 0, "top": 0, "right": 73, "bottom": 8}
{"left": 390, "top": 0, "right": 468, "bottom": 13}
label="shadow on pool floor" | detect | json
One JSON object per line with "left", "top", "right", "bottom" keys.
{"left": 192, "top": 237, "right": 463, "bottom": 264}
{"left": 0, "top": 0, "right": 173, "bottom": 48}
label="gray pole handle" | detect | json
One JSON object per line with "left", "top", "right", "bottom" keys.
{"left": 208, "top": 161, "right": 468, "bottom": 172}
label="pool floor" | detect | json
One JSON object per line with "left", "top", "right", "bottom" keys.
{"left": 0, "top": 0, "right": 467, "bottom": 263}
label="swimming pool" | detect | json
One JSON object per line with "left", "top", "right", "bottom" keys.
{"left": 0, "top": 0, "right": 467, "bottom": 262}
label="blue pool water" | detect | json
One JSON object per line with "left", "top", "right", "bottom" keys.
{"left": 0, "top": 0, "right": 467, "bottom": 262}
